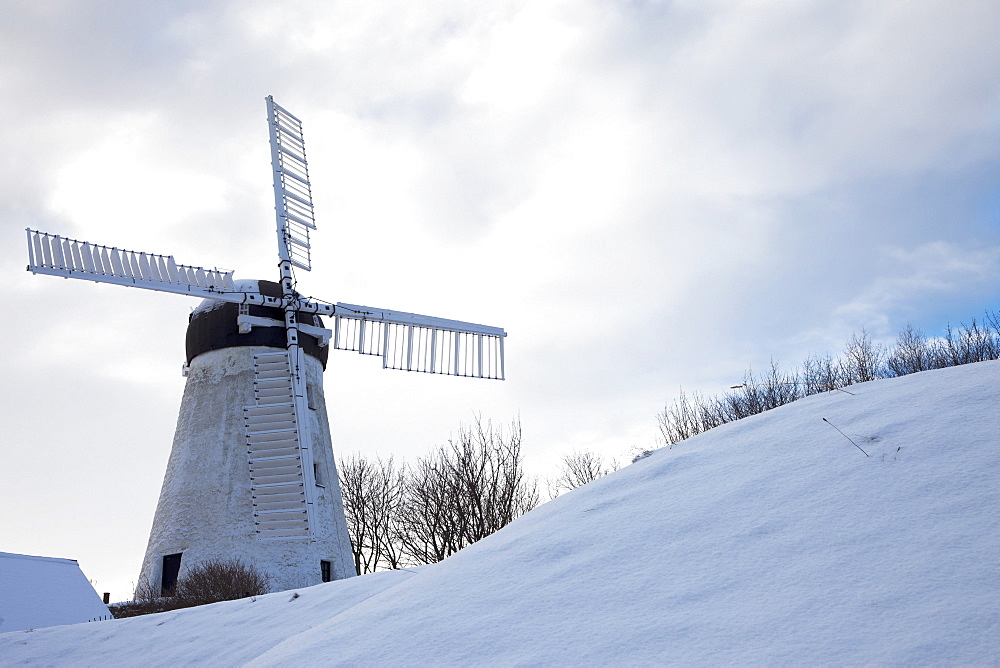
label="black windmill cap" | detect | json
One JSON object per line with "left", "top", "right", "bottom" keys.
{"left": 185, "top": 279, "right": 329, "bottom": 368}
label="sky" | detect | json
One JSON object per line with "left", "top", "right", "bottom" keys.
{"left": 3, "top": 361, "right": 999, "bottom": 661}
{"left": 1, "top": 0, "right": 998, "bottom": 600}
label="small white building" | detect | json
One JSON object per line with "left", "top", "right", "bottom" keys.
{"left": 0, "top": 551, "right": 112, "bottom": 633}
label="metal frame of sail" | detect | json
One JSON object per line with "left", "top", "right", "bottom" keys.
{"left": 266, "top": 96, "right": 315, "bottom": 273}
{"left": 25, "top": 228, "right": 235, "bottom": 297}
{"left": 330, "top": 303, "right": 506, "bottom": 380}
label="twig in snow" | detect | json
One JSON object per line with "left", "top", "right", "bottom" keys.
{"left": 822, "top": 418, "right": 869, "bottom": 457}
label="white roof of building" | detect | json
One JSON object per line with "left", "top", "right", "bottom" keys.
{"left": 0, "top": 551, "right": 111, "bottom": 633}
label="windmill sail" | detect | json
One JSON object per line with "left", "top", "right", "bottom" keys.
{"left": 331, "top": 303, "right": 506, "bottom": 380}
{"left": 267, "top": 96, "right": 315, "bottom": 272}
{"left": 24, "top": 228, "right": 337, "bottom": 316}
{"left": 26, "top": 228, "right": 236, "bottom": 300}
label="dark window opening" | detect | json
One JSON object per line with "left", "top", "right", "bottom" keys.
{"left": 161, "top": 553, "right": 183, "bottom": 597}
{"left": 321, "top": 560, "right": 332, "bottom": 583}
{"left": 313, "top": 462, "right": 324, "bottom": 487}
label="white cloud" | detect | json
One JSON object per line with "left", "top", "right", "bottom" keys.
{"left": 832, "top": 241, "right": 1000, "bottom": 331}
{"left": 46, "top": 112, "right": 230, "bottom": 242}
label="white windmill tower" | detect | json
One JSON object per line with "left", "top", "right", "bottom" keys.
{"left": 25, "top": 97, "right": 506, "bottom": 594}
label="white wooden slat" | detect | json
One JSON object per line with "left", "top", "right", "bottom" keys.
{"left": 138, "top": 253, "right": 152, "bottom": 280}
{"left": 51, "top": 236, "right": 65, "bottom": 268}
{"left": 150, "top": 255, "right": 165, "bottom": 281}
{"left": 248, "top": 447, "right": 299, "bottom": 459}
{"left": 70, "top": 242, "right": 83, "bottom": 271}
{"left": 245, "top": 404, "right": 295, "bottom": 417}
{"left": 253, "top": 499, "right": 305, "bottom": 512}
{"left": 81, "top": 243, "right": 95, "bottom": 273}
{"left": 165, "top": 256, "right": 179, "bottom": 282}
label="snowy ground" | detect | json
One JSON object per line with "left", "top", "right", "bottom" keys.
{"left": 2, "top": 360, "right": 998, "bottom": 665}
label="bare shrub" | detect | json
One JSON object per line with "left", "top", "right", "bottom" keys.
{"left": 801, "top": 352, "right": 844, "bottom": 395}
{"left": 942, "top": 318, "right": 1000, "bottom": 366}
{"left": 744, "top": 361, "right": 800, "bottom": 413}
{"left": 172, "top": 558, "right": 269, "bottom": 607}
{"left": 110, "top": 559, "right": 269, "bottom": 618}
{"left": 657, "top": 310, "right": 1000, "bottom": 450}
{"left": 658, "top": 389, "right": 713, "bottom": 446}
{"left": 630, "top": 448, "right": 654, "bottom": 463}
{"left": 713, "top": 361, "right": 801, "bottom": 425}
{"left": 109, "top": 580, "right": 175, "bottom": 618}
{"left": 549, "top": 449, "right": 620, "bottom": 497}
{"left": 886, "top": 324, "right": 940, "bottom": 376}
{"left": 841, "top": 329, "right": 887, "bottom": 384}
{"left": 988, "top": 310, "right": 1000, "bottom": 343}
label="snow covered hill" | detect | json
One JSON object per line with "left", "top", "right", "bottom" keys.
{"left": 3, "top": 361, "right": 999, "bottom": 665}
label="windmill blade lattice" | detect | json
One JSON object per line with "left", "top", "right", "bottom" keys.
{"left": 26, "top": 229, "right": 235, "bottom": 299}
{"left": 267, "top": 96, "right": 315, "bottom": 272}
{"left": 331, "top": 303, "right": 505, "bottom": 379}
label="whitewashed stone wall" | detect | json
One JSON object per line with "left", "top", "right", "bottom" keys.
{"left": 137, "top": 345, "right": 354, "bottom": 595}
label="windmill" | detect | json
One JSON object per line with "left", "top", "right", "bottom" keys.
{"left": 25, "top": 96, "right": 506, "bottom": 593}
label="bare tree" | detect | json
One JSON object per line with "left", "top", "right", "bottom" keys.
{"left": 397, "top": 417, "right": 538, "bottom": 564}
{"left": 339, "top": 454, "right": 406, "bottom": 574}
{"left": 367, "top": 456, "right": 407, "bottom": 570}
{"left": 396, "top": 448, "right": 464, "bottom": 564}
{"left": 340, "top": 453, "right": 376, "bottom": 574}
{"left": 549, "top": 449, "right": 619, "bottom": 497}
{"left": 450, "top": 418, "right": 539, "bottom": 543}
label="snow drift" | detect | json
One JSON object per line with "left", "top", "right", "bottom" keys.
{"left": 2, "top": 361, "right": 998, "bottom": 664}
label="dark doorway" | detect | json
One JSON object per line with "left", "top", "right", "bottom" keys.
{"left": 161, "top": 553, "right": 183, "bottom": 597}
{"left": 320, "top": 560, "right": 331, "bottom": 583}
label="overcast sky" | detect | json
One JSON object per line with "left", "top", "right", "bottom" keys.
{"left": 2, "top": 1, "right": 998, "bottom": 600}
